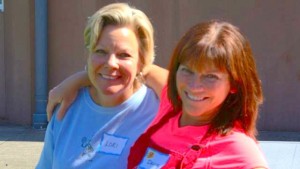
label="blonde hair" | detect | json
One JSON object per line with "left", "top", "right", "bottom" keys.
{"left": 84, "top": 3, "right": 155, "bottom": 68}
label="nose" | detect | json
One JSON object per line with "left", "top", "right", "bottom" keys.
{"left": 106, "top": 54, "right": 119, "bottom": 68}
{"left": 187, "top": 75, "right": 205, "bottom": 90}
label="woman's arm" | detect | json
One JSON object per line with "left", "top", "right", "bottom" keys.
{"left": 46, "top": 71, "right": 90, "bottom": 121}
{"left": 46, "top": 65, "right": 169, "bottom": 120}
{"left": 143, "top": 64, "right": 169, "bottom": 99}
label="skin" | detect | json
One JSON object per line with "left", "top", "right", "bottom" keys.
{"left": 45, "top": 21, "right": 266, "bottom": 169}
{"left": 46, "top": 27, "right": 168, "bottom": 120}
{"left": 87, "top": 25, "right": 141, "bottom": 107}
{"left": 176, "top": 64, "right": 231, "bottom": 127}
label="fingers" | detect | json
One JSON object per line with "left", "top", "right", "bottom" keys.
{"left": 56, "top": 101, "right": 68, "bottom": 121}
{"left": 46, "top": 87, "right": 62, "bottom": 121}
{"left": 47, "top": 98, "right": 70, "bottom": 121}
{"left": 56, "top": 90, "right": 78, "bottom": 120}
{"left": 46, "top": 84, "right": 79, "bottom": 121}
{"left": 46, "top": 101, "right": 55, "bottom": 121}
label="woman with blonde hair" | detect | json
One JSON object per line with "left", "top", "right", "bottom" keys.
{"left": 45, "top": 16, "right": 268, "bottom": 169}
{"left": 36, "top": 3, "right": 167, "bottom": 168}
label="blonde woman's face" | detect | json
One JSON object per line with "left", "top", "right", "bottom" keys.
{"left": 176, "top": 63, "right": 231, "bottom": 125}
{"left": 87, "top": 25, "right": 140, "bottom": 106}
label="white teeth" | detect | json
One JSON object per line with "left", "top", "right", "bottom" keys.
{"left": 101, "top": 74, "right": 118, "bottom": 80}
{"left": 186, "top": 92, "right": 205, "bottom": 101}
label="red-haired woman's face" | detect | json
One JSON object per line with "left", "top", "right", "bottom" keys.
{"left": 176, "top": 63, "right": 231, "bottom": 125}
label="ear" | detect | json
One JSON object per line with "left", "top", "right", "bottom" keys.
{"left": 137, "top": 61, "right": 144, "bottom": 73}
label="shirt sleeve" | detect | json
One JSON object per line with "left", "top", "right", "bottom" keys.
{"left": 35, "top": 115, "right": 56, "bottom": 169}
{"left": 230, "top": 133, "right": 268, "bottom": 169}
{"left": 205, "top": 132, "right": 269, "bottom": 169}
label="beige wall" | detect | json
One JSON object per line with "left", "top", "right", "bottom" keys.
{"left": 1, "top": 0, "right": 299, "bottom": 131}
{"left": 0, "top": 0, "right": 34, "bottom": 124}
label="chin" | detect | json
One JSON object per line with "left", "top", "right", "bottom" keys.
{"left": 101, "top": 89, "right": 122, "bottom": 95}
{"left": 184, "top": 107, "right": 205, "bottom": 115}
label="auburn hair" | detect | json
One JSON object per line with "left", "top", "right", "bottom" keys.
{"left": 167, "top": 20, "right": 263, "bottom": 138}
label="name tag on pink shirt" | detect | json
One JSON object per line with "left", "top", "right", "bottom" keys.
{"left": 138, "top": 147, "right": 170, "bottom": 169}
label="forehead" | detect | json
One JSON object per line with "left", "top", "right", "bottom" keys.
{"left": 182, "top": 56, "right": 227, "bottom": 73}
{"left": 177, "top": 35, "right": 230, "bottom": 73}
{"left": 99, "top": 25, "right": 137, "bottom": 41}
{"left": 97, "top": 25, "right": 139, "bottom": 49}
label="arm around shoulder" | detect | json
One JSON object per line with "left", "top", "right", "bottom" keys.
{"left": 143, "top": 64, "right": 169, "bottom": 99}
{"left": 47, "top": 70, "right": 91, "bottom": 121}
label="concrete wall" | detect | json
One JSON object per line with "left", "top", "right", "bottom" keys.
{"left": 0, "top": 0, "right": 299, "bottom": 131}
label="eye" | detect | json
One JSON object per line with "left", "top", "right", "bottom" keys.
{"left": 203, "top": 74, "right": 219, "bottom": 80}
{"left": 118, "top": 53, "right": 131, "bottom": 58}
{"left": 179, "top": 65, "right": 193, "bottom": 74}
{"left": 94, "top": 49, "right": 107, "bottom": 56}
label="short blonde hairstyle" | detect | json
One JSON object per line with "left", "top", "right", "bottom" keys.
{"left": 84, "top": 3, "right": 155, "bottom": 68}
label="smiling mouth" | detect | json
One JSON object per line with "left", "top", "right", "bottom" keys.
{"left": 185, "top": 91, "right": 207, "bottom": 101}
{"left": 100, "top": 74, "right": 120, "bottom": 80}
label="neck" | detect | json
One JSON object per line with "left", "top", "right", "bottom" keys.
{"left": 89, "top": 85, "right": 140, "bottom": 107}
{"left": 179, "top": 112, "right": 214, "bottom": 127}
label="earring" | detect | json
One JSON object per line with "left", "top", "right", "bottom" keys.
{"left": 135, "top": 72, "right": 145, "bottom": 83}
{"left": 230, "top": 88, "right": 237, "bottom": 94}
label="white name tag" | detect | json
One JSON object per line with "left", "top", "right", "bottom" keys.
{"left": 96, "top": 133, "right": 128, "bottom": 155}
{"left": 138, "top": 147, "right": 170, "bottom": 169}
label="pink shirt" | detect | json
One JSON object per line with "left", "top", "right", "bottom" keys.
{"left": 128, "top": 87, "right": 268, "bottom": 169}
